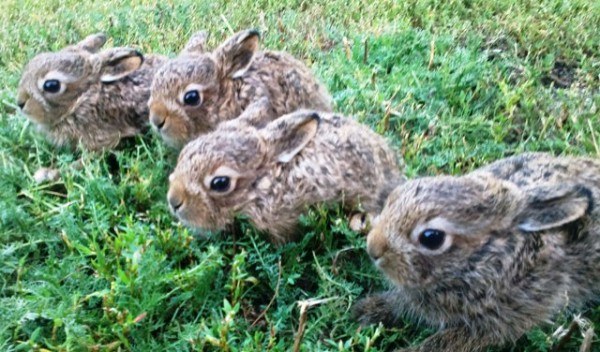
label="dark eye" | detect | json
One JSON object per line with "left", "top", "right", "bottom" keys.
{"left": 418, "top": 229, "right": 446, "bottom": 251}
{"left": 210, "top": 176, "right": 230, "bottom": 192}
{"left": 43, "top": 79, "right": 61, "bottom": 93}
{"left": 183, "top": 90, "right": 201, "bottom": 106}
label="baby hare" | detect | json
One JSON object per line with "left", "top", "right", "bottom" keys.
{"left": 354, "top": 152, "right": 600, "bottom": 351}
{"left": 148, "top": 29, "right": 332, "bottom": 148}
{"left": 167, "top": 110, "right": 404, "bottom": 244}
{"left": 17, "top": 33, "right": 166, "bottom": 150}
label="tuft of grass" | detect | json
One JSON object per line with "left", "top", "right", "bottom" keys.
{"left": 1, "top": 0, "right": 599, "bottom": 351}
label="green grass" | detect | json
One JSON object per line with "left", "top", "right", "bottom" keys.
{"left": 1, "top": 0, "right": 599, "bottom": 351}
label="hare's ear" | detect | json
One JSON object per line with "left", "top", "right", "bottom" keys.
{"left": 261, "top": 111, "right": 320, "bottom": 163}
{"left": 235, "top": 97, "right": 272, "bottom": 127}
{"left": 214, "top": 29, "right": 260, "bottom": 78}
{"left": 97, "top": 48, "right": 144, "bottom": 83}
{"left": 70, "top": 33, "right": 107, "bottom": 53}
{"left": 181, "top": 31, "right": 208, "bottom": 55}
{"left": 517, "top": 183, "right": 593, "bottom": 232}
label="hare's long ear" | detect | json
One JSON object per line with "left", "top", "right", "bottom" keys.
{"left": 96, "top": 48, "right": 144, "bottom": 83}
{"left": 69, "top": 33, "right": 107, "bottom": 53}
{"left": 260, "top": 110, "right": 320, "bottom": 163}
{"left": 235, "top": 97, "right": 272, "bottom": 127}
{"left": 214, "top": 29, "right": 260, "bottom": 78}
{"left": 181, "top": 31, "right": 208, "bottom": 55}
{"left": 517, "top": 183, "right": 593, "bottom": 232}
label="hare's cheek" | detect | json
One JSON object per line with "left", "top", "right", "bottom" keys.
{"left": 410, "top": 255, "right": 437, "bottom": 285}
{"left": 176, "top": 207, "right": 191, "bottom": 223}
{"left": 175, "top": 204, "right": 204, "bottom": 229}
{"left": 187, "top": 204, "right": 225, "bottom": 231}
{"left": 162, "top": 135, "right": 186, "bottom": 150}
{"left": 190, "top": 121, "right": 213, "bottom": 137}
{"left": 165, "top": 117, "right": 192, "bottom": 145}
{"left": 184, "top": 109, "right": 217, "bottom": 136}
{"left": 379, "top": 253, "right": 415, "bottom": 286}
{"left": 22, "top": 99, "right": 48, "bottom": 124}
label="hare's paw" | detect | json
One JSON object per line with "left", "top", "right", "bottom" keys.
{"left": 33, "top": 167, "right": 61, "bottom": 184}
{"left": 352, "top": 292, "right": 399, "bottom": 327}
{"left": 349, "top": 212, "right": 372, "bottom": 234}
{"left": 413, "top": 328, "right": 493, "bottom": 352}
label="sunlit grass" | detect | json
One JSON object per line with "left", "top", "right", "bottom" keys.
{"left": 1, "top": 0, "right": 598, "bottom": 350}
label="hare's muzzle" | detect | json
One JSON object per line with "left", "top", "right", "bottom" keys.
{"left": 150, "top": 112, "right": 166, "bottom": 130}
{"left": 168, "top": 194, "right": 183, "bottom": 212}
{"left": 366, "top": 228, "right": 389, "bottom": 262}
{"left": 167, "top": 181, "right": 185, "bottom": 213}
{"left": 148, "top": 101, "right": 169, "bottom": 130}
{"left": 17, "top": 89, "right": 29, "bottom": 110}
{"left": 168, "top": 193, "right": 184, "bottom": 213}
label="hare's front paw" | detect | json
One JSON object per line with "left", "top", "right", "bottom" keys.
{"left": 33, "top": 167, "right": 61, "bottom": 184}
{"left": 352, "top": 292, "right": 399, "bottom": 327}
{"left": 349, "top": 212, "right": 371, "bottom": 234}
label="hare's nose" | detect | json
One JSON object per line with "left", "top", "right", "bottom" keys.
{"left": 167, "top": 179, "right": 186, "bottom": 212}
{"left": 168, "top": 191, "right": 184, "bottom": 212}
{"left": 366, "top": 229, "right": 389, "bottom": 261}
{"left": 150, "top": 113, "right": 166, "bottom": 130}
{"left": 17, "top": 90, "right": 30, "bottom": 110}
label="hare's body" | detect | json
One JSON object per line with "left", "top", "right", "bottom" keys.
{"left": 479, "top": 152, "right": 600, "bottom": 190}
{"left": 354, "top": 153, "right": 600, "bottom": 352}
{"left": 235, "top": 113, "right": 402, "bottom": 242}
{"left": 215, "top": 51, "right": 332, "bottom": 125}
{"left": 149, "top": 30, "right": 332, "bottom": 147}
{"left": 17, "top": 34, "right": 166, "bottom": 150}
{"left": 168, "top": 111, "right": 403, "bottom": 244}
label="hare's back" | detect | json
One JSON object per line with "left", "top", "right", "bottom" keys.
{"left": 477, "top": 153, "right": 600, "bottom": 190}
{"left": 249, "top": 51, "right": 332, "bottom": 111}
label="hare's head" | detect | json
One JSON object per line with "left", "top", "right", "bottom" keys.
{"left": 368, "top": 174, "right": 593, "bottom": 288}
{"left": 17, "top": 33, "right": 144, "bottom": 126}
{"left": 149, "top": 29, "right": 260, "bottom": 148}
{"left": 167, "top": 110, "right": 320, "bottom": 232}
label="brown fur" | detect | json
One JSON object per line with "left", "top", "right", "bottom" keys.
{"left": 17, "top": 33, "right": 166, "bottom": 150}
{"left": 167, "top": 110, "right": 404, "bottom": 244}
{"left": 148, "top": 29, "right": 333, "bottom": 148}
{"left": 353, "top": 152, "right": 600, "bottom": 351}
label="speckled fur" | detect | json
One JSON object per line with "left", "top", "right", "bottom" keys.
{"left": 17, "top": 33, "right": 166, "bottom": 150}
{"left": 148, "top": 29, "right": 332, "bottom": 148}
{"left": 167, "top": 110, "right": 404, "bottom": 244}
{"left": 353, "top": 152, "right": 600, "bottom": 351}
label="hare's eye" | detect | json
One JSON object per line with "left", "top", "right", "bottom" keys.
{"left": 183, "top": 90, "right": 201, "bottom": 106}
{"left": 210, "top": 176, "right": 230, "bottom": 192}
{"left": 43, "top": 79, "right": 61, "bottom": 93}
{"left": 418, "top": 229, "right": 446, "bottom": 250}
